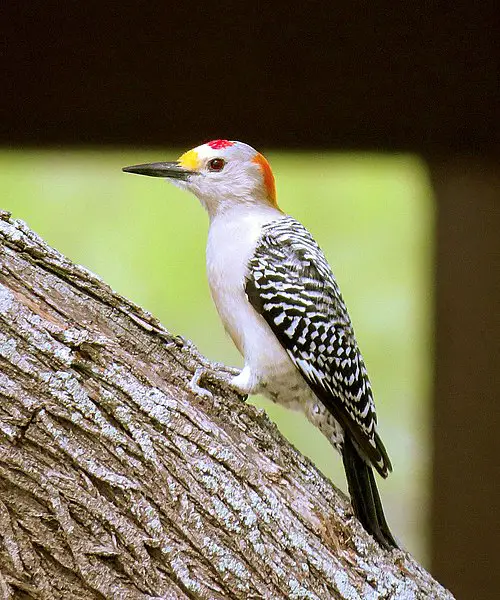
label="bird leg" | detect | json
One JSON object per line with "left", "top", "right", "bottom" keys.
{"left": 188, "top": 365, "right": 247, "bottom": 400}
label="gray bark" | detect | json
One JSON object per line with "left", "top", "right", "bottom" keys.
{"left": 0, "top": 211, "right": 453, "bottom": 600}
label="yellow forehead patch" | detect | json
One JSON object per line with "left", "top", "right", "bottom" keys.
{"left": 178, "top": 149, "right": 200, "bottom": 171}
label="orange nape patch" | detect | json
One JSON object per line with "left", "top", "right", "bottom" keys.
{"left": 253, "top": 153, "right": 277, "bottom": 207}
{"left": 178, "top": 149, "right": 200, "bottom": 171}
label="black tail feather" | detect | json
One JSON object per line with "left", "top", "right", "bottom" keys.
{"left": 342, "top": 436, "right": 398, "bottom": 549}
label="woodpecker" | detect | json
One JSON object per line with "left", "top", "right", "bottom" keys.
{"left": 123, "top": 140, "right": 398, "bottom": 549}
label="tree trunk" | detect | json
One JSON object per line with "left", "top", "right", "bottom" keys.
{"left": 0, "top": 211, "right": 453, "bottom": 600}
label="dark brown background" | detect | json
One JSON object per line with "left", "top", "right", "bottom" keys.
{"left": 2, "top": 3, "right": 499, "bottom": 598}
{"left": 3, "top": 2, "right": 498, "bottom": 153}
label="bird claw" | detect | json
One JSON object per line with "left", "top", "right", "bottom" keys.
{"left": 189, "top": 367, "right": 214, "bottom": 398}
{"left": 188, "top": 365, "right": 246, "bottom": 400}
{"left": 218, "top": 365, "right": 241, "bottom": 377}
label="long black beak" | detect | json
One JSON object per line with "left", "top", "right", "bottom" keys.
{"left": 122, "top": 161, "right": 196, "bottom": 180}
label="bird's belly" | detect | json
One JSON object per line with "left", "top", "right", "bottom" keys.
{"left": 260, "top": 359, "right": 345, "bottom": 453}
{"left": 260, "top": 365, "right": 313, "bottom": 410}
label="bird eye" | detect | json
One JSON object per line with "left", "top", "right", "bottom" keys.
{"left": 207, "top": 158, "right": 226, "bottom": 172}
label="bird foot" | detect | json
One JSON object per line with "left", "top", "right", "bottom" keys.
{"left": 188, "top": 366, "right": 246, "bottom": 400}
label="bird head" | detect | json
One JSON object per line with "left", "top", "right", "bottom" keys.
{"left": 123, "top": 140, "right": 277, "bottom": 217}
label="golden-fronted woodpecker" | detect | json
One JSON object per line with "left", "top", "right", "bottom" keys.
{"left": 123, "top": 139, "right": 397, "bottom": 549}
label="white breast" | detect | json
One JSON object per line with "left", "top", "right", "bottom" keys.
{"left": 206, "top": 206, "right": 292, "bottom": 382}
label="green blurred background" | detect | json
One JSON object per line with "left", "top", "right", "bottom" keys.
{"left": 1, "top": 149, "right": 434, "bottom": 564}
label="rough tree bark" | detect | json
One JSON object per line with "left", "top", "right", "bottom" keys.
{"left": 0, "top": 211, "right": 453, "bottom": 600}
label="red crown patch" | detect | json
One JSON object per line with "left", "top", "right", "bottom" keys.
{"left": 207, "top": 139, "right": 234, "bottom": 150}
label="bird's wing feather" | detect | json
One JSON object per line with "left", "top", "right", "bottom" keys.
{"left": 245, "top": 216, "right": 391, "bottom": 477}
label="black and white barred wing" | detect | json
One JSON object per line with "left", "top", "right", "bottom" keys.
{"left": 245, "top": 217, "right": 391, "bottom": 477}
